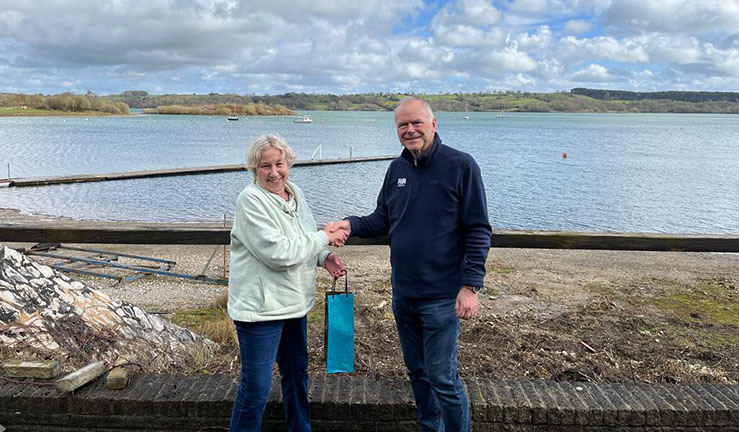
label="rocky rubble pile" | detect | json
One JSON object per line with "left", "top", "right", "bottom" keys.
{"left": 0, "top": 243, "right": 215, "bottom": 373}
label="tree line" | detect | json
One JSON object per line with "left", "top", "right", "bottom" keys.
{"left": 571, "top": 88, "right": 739, "bottom": 103}
{"left": 0, "top": 92, "right": 129, "bottom": 114}
{"left": 6, "top": 90, "right": 739, "bottom": 115}
{"left": 113, "top": 90, "right": 739, "bottom": 114}
{"left": 145, "top": 103, "right": 294, "bottom": 116}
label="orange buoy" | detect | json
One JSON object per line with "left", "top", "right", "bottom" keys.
{"left": 562, "top": 152, "right": 568, "bottom": 158}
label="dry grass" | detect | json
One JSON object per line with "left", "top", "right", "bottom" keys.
{"left": 170, "top": 293, "right": 238, "bottom": 374}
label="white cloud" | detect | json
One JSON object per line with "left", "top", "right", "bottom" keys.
{"left": 514, "top": 26, "right": 553, "bottom": 50}
{"left": 627, "top": 69, "right": 656, "bottom": 89}
{"left": 397, "top": 39, "right": 447, "bottom": 67}
{"left": 604, "top": 0, "right": 739, "bottom": 34}
{"left": 556, "top": 35, "right": 649, "bottom": 65}
{"left": 537, "top": 57, "right": 567, "bottom": 79}
{"left": 637, "top": 34, "right": 702, "bottom": 65}
{"left": 460, "top": 0, "right": 503, "bottom": 25}
{"left": 0, "top": 1, "right": 420, "bottom": 70}
{"left": 509, "top": 72, "right": 536, "bottom": 87}
{"left": 509, "top": 0, "right": 549, "bottom": 14}
{"left": 430, "top": 0, "right": 504, "bottom": 46}
{"left": 433, "top": 0, "right": 502, "bottom": 27}
{"left": 564, "top": 19, "right": 592, "bottom": 34}
{"left": 570, "top": 63, "right": 614, "bottom": 82}
{"left": 704, "top": 45, "right": 739, "bottom": 77}
{"left": 1, "top": 0, "right": 739, "bottom": 94}
{"left": 433, "top": 24, "right": 507, "bottom": 47}
{"left": 484, "top": 47, "right": 538, "bottom": 72}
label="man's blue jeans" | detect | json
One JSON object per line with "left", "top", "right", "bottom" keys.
{"left": 229, "top": 317, "right": 312, "bottom": 432}
{"left": 392, "top": 295, "right": 470, "bottom": 432}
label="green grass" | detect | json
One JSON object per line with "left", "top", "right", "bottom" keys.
{"left": 650, "top": 281, "right": 739, "bottom": 326}
{"left": 171, "top": 293, "right": 236, "bottom": 345}
{"left": 171, "top": 306, "right": 226, "bottom": 329}
{"left": 609, "top": 278, "right": 739, "bottom": 326}
{"left": 308, "top": 293, "right": 326, "bottom": 325}
{"left": 488, "top": 263, "right": 515, "bottom": 275}
{"left": 637, "top": 323, "right": 739, "bottom": 351}
{"left": 611, "top": 279, "right": 739, "bottom": 352}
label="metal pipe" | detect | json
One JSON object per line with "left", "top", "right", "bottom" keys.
{"left": 50, "top": 244, "right": 177, "bottom": 264}
{"left": 200, "top": 245, "right": 220, "bottom": 276}
{"left": 53, "top": 266, "right": 122, "bottom": 281}
{"left": 25, "top": 251, "right": 227, "bottom": 285}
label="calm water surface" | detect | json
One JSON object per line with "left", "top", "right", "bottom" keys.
{"left": 1, "top": 111, "right": 737, "bottom": 234}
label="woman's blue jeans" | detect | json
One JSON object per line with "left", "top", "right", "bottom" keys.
{"left": 229, "top": 316, "right": 312, "bottom": 432}
{"left": 392, "top": 295, "right": 470, "bottom": 432}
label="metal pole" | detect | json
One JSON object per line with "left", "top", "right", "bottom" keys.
{"left": 7, "top": 163, "right": 10, "bottom": 179}
{"left": 310, "top": 144, "right": 322, "bottom": 160}
{"left": 350, "top": 147, "right": 353, "bottom": 159}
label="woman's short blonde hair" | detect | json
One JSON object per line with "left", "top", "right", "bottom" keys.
{"left": 245, "top": 134, "right": 296, "bottom": 173}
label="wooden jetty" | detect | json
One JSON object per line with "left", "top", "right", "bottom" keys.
{"left": 1, "top": 226, "right": 738, "bottom": 252}
{"left": 6, "top": 155, "right": 396, "bottom": 187}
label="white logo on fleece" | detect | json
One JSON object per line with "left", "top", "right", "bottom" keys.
{"left": 397, "top": 178, "right": 406, "bottom": 187}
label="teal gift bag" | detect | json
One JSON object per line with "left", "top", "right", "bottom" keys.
{"left": 324, "top": 274, "right": 354, "bottom": 373}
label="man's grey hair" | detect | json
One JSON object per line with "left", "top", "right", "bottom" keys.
{"left": 395, "top": 96, "right": 435, "bottom": 122}
{"left": 245, "top": 133, "right": 296, "bottom": 173}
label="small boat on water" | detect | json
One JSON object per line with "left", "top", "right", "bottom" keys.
{"left": 293, "top": 115, "right": 313, "bottom": 123}
{"left": 228, "top": 94, "right": 241, "bottom": 121}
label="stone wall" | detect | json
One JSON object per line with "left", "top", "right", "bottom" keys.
{"left": 1, "top": 374, "right": 738, "bottom": 431}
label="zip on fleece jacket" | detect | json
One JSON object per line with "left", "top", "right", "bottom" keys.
{"left": 347, "top": 133, "right": 492, "bottom": 299}
{"left": 228, "top": 180, "right": 330, "bottom": 322}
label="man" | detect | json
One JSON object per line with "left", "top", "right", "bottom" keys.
{"left": 333, "top": 97, "right": 491, "bottom": 432}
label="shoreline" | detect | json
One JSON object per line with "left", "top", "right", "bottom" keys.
{"left": 5, "top": 109, "right": 739, "bottom": 117}
{"left": 0, "top": 207, "right": 228, "bottom": 229}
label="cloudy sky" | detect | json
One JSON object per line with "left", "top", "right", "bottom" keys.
{"left": 1, "top": 0, "right": 738, "bottom": 95}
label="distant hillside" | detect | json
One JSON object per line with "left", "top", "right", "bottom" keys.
{"left": 107, "top": 89, "right": 739, "bottom": 114}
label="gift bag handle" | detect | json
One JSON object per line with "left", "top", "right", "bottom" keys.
{"left": 330, "top": 272, "right": 349, "bottom": 296}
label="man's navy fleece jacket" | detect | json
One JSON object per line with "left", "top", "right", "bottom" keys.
{"left": 347, "top": 133, "right": 492, "bottom": 299}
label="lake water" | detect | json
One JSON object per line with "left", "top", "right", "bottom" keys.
{"left": 1, "top": 111, "right": 737, "bottom": 234}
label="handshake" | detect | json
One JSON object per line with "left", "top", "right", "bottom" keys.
{"left": 323, "top": 219, "right": 351, "bottom": 247}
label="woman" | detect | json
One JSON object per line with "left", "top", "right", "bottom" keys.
{"left": 228, "top": 134, "right": 347, "bottom": 432}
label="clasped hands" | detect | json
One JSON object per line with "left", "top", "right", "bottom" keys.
{"left": 323, "top": 219, "right": 351, "bottom": 247}
{"left": 323, "top": 220, "right": 351, "bottom": 279}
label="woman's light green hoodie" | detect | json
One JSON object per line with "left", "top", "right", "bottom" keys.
{"left": 227, "top": 180, "right": 330, "bottom": 322}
